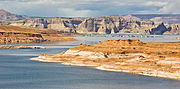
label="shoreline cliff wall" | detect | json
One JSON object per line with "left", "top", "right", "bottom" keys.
{"left": 10, "top": 16, "right": 180, "bottom": 35}
{"left": 0, "top": 9, "right": 179, "bottom": 35}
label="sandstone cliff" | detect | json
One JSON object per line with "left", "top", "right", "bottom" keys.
{"left": 10, "top": 16, "right": 172, "bottom": 35}
{"left": 0, "top": 24, "right": 76, "bottom": 44}
{"left": 1, "top": 9, "right": 179, "bottom": 35}
{"left": 164, "top": 24, "right": 180, "bottom": 35}
{"left": 10, "top": 17, "right": 83, "bottom": 33}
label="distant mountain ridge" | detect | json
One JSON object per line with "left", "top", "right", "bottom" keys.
{"left": 133, "top": 14, "right": 180, "bottom": 19}
{"left": 0, "top": 9, "right": 180, "bottom": 35}
{"left": 133, "top": 14, "right": 180, "bottom": 24}
{"left": 11, "top": 16, "right": 180, "bottom": 35}
{"left": 0, "top": 9, "right": 30, "bottom": 21}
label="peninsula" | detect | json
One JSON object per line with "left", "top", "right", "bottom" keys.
{"left": 0, "top": 24, "right": 77, "bottom": 44}
{"left": 32, "top": 39, "right": 180, "bottom": 80}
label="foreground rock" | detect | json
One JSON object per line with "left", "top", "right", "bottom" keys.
{"left": 32, "top": 39, "right": 180, "bottom": 80}
{"left": 0, "top": 45, "right": 45, "bottom": 49}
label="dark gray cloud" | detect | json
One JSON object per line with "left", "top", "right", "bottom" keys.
{"left": 0, "top": 0, "right": 177, "bottom": 17}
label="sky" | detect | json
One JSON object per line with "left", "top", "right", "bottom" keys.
{"left": 0, "top": 0, "right": 179, "bottom": 17}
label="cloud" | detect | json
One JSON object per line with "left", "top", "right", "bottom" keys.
{"left": 159, "top": 0, "right": 180, "bottom": 14}
{"left": 144, "top": 1, "right": 167, "bottom": 6}
{"left": 58, "top": 8, "right": 98, "bottom": 17}
{"left": 0, "top": 0, "right": 178, "bottom": 17}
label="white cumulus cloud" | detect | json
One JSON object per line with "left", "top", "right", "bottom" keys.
{"left": 159, "top": 0, "right": 180, "bottom": 14}
{"left": 0, "top": 0, "right": 179, "bottom": 17}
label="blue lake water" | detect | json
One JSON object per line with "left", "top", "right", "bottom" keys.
{"left": 0, "top": 35, "right": 180, "bottom": 89}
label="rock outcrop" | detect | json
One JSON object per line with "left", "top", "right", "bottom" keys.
{"left": 10, "top": 16, "right": 172, "bottom": 35}
{"left": 32, "top": 39, "right": 180, "bottom": 80}
{"left": 1, "top": 10, "right": 180, "bottom": 35}
{"left": 0, "top": 32, "right": 44, "bottom": 44}
{"left": 164, "top": 24, "right": 180, "bottom": 35}
{"left": 10, "top": 17, "right": 83, "bottom": 33}
{"left": 0, "top": 45, "right": 45, "bottom": 49}
{"left": 0, "top": 24, "right": 76, "bottom": 44}
{"left": 149, "top": 23, "right": 169, "bottom": 35}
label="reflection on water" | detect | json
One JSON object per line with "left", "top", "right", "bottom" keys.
{"left": 0, "top": 35, "right": 180, "bottom": 89}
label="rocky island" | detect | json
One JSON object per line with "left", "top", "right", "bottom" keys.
{"left": 32, "top": 39, "right": 180, "bottom": 80}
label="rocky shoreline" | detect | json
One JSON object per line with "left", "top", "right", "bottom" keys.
{"left": 0, "top": 45, "right": 45, "bottom": 49}
{"left": 31, "top": 39, "right": 180, "bottom": 80}
{"left": 176, "top": 37, "right": 180, "bottom": 39}
{"left": 0, "top": 24, "right": 77, "bottom": 44}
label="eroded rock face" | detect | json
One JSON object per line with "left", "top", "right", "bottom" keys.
{"left": 149, "top": 23, "right": 169, "bottom": 35}
{"left": 77, "top": 17, "right": 172, "bottom": 34}
{"left": 0, "top": 25, "right": 77, "bottom": 44}
{"left": 10, "top": 16, "right": 171, "bottom": 35}
{"left": 0, "top": 32, "right": 45, "bottom": 44}
{"left": 164, "top": 24, "right": 180, "bottom": 35}
{"left": 0, "top": 9, "right": 180, "bottom": 34}
{"left": 10, "top": 17, "right": 83, "bottom": 33}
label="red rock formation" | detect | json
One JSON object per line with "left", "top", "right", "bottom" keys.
{"left": 0, "top": 25, "right": 76, "bottom": 44}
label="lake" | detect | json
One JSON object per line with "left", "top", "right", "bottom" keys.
{"left": 0, "top": 35, "right": 180, "bottom": 89}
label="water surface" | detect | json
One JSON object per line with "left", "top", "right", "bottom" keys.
{"left": 0, "top": 35, "right": 180, "bottom": 89}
